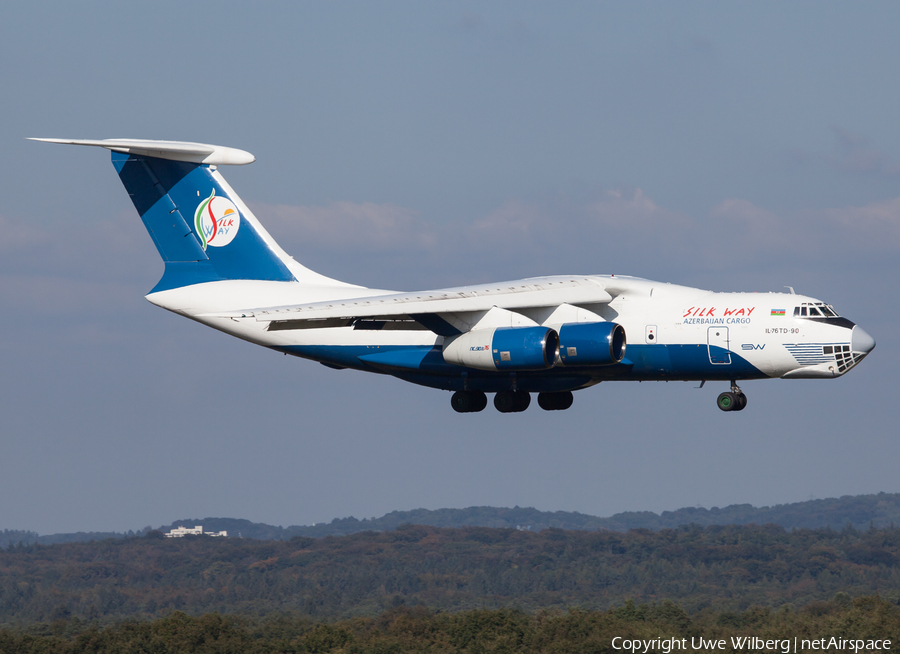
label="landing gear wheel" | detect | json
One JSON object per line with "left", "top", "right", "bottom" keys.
{"left": 718, "top": 380, "right": 748, "bottom": 413}
{"left": 717, "top": 392, "right": 736, "bottom": 412}
{"left": 495, "top": 390, "right": 530, "bottom": 413}
{"left": 538, "top": 391, "right": 574, "bottom": 411}
{"left": 494, "top": 391, "right": 516, "bottom": 413}
{"left": 514, "top": 390, "right": 531, "bottom": 412}
{"left": 451, "top": 391, "right": 487, "bottom": 413}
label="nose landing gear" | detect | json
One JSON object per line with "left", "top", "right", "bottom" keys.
{"left": 717, "top": 381, "right": 747, "bottom": 412}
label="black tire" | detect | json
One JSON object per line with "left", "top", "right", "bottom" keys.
{"left": 514, "top": 390, "right": 531, "bottom": 412}
{"left": 734, "top": 393, "right": 747, "bottom": 411}
{"left": 494, "top": 391, "right": 517, "bottom": 413}
{"left": 452, "top": 391, "right": 488, "bottom": 413}
{"left": 538, "top": 391, "right": 574, "bottom": 411}
{"left": 717, "top": 392, "right": 735, "bottom": 412}
{"left": 451, "top": 391, "right": 471, "bottom": 413}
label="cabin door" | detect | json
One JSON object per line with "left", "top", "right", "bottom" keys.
{"left": 707, "top": 327, "right": 732, "bottom": 365}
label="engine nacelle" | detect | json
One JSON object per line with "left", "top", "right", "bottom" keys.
{"left": 557, "top": 322, "right": 626, "bottom": 366}
{"left": 443, "top": 326, "right": 560, "bottom": 371}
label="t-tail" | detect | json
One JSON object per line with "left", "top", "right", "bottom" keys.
{"left": 29, "top": 138, "right": 344, "bottom": 293}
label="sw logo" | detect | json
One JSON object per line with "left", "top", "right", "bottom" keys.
{"left": 741, "top": 344, "right": 766, "bottom": 350}
{"left": 194, "top": 190, "right": 240, "bottom": 249}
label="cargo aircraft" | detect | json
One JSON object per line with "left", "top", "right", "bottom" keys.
{"left": 32, "top": 138, "right": 876, "bottom": 413}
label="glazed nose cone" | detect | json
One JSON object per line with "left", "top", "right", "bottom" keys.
{"left": 852, "top": 326, "right": 876, "bottom": 354}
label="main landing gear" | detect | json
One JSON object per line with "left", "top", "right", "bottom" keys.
{"left": 494, "top": 390, "right": 531, "bottom": 413}
{"left": 717, "top": 381, "right": 747, "bottom": 412}
{"left": 450, "top": 390, "right": 575, "bottom": 413}
{"left": 537, "top": 391, "right": 573, "bottom": 411}
{"left": 450, "top": 390, "right": 488, "bottom": 413}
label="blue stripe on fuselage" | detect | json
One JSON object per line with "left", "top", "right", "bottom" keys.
{"left": 274, "top": 342, "right": 766, "bottom": 392}
{"left": 620, "top": 344, "right": 765, "bottom": 380}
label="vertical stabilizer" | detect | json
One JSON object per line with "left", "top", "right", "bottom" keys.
{"left": 113, "top": 151, "right": 296, "bottom": 292}
{"left": 30, "top": 138, "right": 350, "bottom": 292}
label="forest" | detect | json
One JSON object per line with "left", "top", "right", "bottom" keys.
{"left": 2, "top": 523, "right": 900, "bottom": 626}
{"left": 0, "top": 595, "right": 897, "bottom": 653}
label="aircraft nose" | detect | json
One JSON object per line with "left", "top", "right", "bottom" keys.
{"left": 852, "top": 326, "right": 876, "bottom": 354}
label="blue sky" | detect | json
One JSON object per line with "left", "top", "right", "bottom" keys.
{"left": 2, "top": 2, "right": 899, "bottom": 534}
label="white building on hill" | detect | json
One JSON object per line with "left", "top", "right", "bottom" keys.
{"left": 165, "top": 525, "right": 228, "bottom": 538}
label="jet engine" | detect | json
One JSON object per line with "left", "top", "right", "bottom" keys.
{"left": 557, "top": 322, "right": 626, "bottom": 366}
{"left": 443, "top": 326, "right": 560, "bottom": 371}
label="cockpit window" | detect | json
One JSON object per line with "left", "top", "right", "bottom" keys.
{"left": 793, "top": 302, "right": 841, "bottom": 319}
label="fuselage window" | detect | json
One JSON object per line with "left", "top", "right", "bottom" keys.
{"left": 808, "top": 307, "right": 822, "bottom": 316}
{"left": 800, "top": 307, "right": 807, "bottom": 316}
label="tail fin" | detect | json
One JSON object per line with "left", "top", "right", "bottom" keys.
{"left": 30, "top": 139, "right": 341, "bottom": 292}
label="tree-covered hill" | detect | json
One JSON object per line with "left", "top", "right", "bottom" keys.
{"left": 2, "top": 523, "right": 900, "bottom": 626}
{"left": 295, "top": 492, "right": 900, "bottom": 536}
{"left": 5, "top": 491, "right": 900, "bottom": 547}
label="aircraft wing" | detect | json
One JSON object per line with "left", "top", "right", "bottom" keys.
{"left": 203, "top": 276, "right": 614, "bottom": 336}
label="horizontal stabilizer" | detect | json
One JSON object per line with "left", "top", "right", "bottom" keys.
{"left": 28, "top": 138, "right": 255, "bottom": 165}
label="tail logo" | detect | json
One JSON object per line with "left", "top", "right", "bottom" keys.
{"left": 194, "top": 190, "right": 240, "bottom": 249}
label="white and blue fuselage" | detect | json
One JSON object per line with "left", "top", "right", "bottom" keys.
{"left": 32, "top": 138, "right": 875, "bottom": 413}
